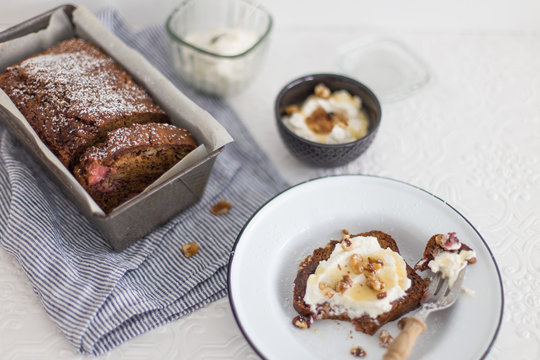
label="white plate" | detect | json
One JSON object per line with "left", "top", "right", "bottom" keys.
{"left": 228, "top": 175, "right": 503, "bottom": 360}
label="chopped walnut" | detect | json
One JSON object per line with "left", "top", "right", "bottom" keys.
{"left": 181, "top": 242, "right": 199, "bottom": 258}
{"left": 322, "top": 287, "right": 336, "bottom": 299}
{"left": 341, "top": 238, "right": 353, "bottom": 251}
{"left": 350, "top": 346, "right": 367, "bottom": 358}
{"left": 342, "top": 229, "right": 351, "bottom": 237}
{"left": 368, "top": 257, "right": 384, "bottom": 266}
{"left": 314, "top": 302, "right": 332, "bottom": 319}
{"left": 305, "top": 106, "right": 334, "bottom": 134}
{"left": 397, "top": 317, "right": 409, "bottom": 330}
{"left": 435, "top": 232, "right": 461, "bottom": 250}
{"left": 329, "top": 111, "right": 349, "bottom": 127}
{"left": 335, "top": 275, "right": 353, "bottom": 294}
{"left": 468, "top": 257, "right": 477, "bottom": 264}
{"left": 379, "top": 330, "right": 394, "bottom": 348}
{"left": 365, "top": 273, "right": 384, "bottom": 292}
{"left": 365, "top": 261, "right": 382, "bottom": 273}
{"left": 314, "top": 83, "right": 331, "bottom": 99}
{"left": 364, "top": 257, "right": 383, "bottom": 272}
{"left": 211, "top": 200, "right": 232, "bottom": 215}
{"left": 292, "top": 315, "right": 310, "bottom": 329}
{"left": 319, "top": 281, "right": 330, "bottom": 290}
{"left": 349, "top": 254, "right": 364, "bottom": 274}
{"left": 377, "top": 291, "right": 388, "bottom": 299}
{"left": 319, "top": 281, "right": 336, "bottom": 298}
{"left": 285, "top": 104, "right": 300, "bottom": 115}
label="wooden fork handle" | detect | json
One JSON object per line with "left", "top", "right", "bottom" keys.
{"left": 383, "top": 316, "right": 426, "bottom": 360}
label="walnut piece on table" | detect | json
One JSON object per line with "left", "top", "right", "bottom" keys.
{"left": 181, "top": 242, "right": 199, "bottom": 258}
{"left": 211, "top": 200, "right": 232, "bottom": 215}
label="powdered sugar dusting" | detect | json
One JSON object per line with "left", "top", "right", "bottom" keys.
{"left": 1, "top": 39, "right": 166, "bottom": 165}
{"left": 18, "top": 51, "right": 153, "bottom": 120}
{"left": 83, "top": 122, "right": 195, "bottom": 162}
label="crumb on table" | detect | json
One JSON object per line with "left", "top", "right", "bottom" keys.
{"left": 211, "top": 200, "right": 232, "bottom": 215}
{"left": 181, "top": 242, "right": 199, "bottom": 258}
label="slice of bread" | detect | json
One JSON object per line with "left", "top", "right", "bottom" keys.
{"left": 293, "top": 230, "right": 425, "bottom": 335}
{"left": 73, "top": 122, "right": 196, "bottom": 212}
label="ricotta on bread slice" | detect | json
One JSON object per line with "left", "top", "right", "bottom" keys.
{"left": 293, "top": 230, "right": 425, "bottom": 335}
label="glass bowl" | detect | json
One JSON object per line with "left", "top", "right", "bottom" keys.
{"left": 166, "top": 0, "right": 273, "bottom": 97}
{"left": 337, "top": 37, "right": 430, "bottom": 103}
{"left": 275, "top": 74, "right": 382, "bottom": 167}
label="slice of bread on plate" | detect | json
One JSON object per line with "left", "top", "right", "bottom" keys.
{"left": 293, "top": 230, "right": 425, "bottom": 335}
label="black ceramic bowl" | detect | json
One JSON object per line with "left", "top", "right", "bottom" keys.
{"left": 275, "top": 74, "right": 381, "bottom": 167}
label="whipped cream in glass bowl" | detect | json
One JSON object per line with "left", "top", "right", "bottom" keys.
{"left": 166, "top": 0, "right": 272, "bottom": 97}
{"left": 275, "top": 74, "right": 381, "bottom": 167}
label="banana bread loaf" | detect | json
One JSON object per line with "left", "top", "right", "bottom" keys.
{"left": 0, "top": 38, "right": 168, "bottom": 168}
{"left": 74, "top": 122, "right": 197, "bottom": 213}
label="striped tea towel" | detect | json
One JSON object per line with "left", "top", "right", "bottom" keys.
{"left": 0, "top": 8, "right": 288, "bottom": 356}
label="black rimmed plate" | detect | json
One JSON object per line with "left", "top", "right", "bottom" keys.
{"left": 228, "top": 175, "right": 503, "bottom": 359}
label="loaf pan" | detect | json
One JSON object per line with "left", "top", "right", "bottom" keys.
{"left": 0, "top": 5, "right": 233, "bottom": 251}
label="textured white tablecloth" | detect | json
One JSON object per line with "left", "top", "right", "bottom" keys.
{"left": 1, "top": 2, "right": 539, "bottom": 359}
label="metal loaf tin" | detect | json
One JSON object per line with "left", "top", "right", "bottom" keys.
{"left": 0, "top": 5, "right": 231, "bottom": 251}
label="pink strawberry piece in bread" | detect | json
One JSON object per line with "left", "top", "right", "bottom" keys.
{"left": 87, "top": 163, "right": 116, "bottom": 186}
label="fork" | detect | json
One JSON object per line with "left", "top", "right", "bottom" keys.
{"left": 383, "top": 268, "right": 467, "bottom": 360}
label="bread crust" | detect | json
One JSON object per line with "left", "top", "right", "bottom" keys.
{"left": 293, "top": 230, "right": 425, "bottom": 335}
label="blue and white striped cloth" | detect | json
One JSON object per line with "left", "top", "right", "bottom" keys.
{"left": 0, "top": 9, "right": 288, "bottom": 356}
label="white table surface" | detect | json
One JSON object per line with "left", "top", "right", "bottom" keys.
{"left": 1, "top": 1, "right": 539, "bottom": 359}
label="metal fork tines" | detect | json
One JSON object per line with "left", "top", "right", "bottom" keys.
{"left": 417, "top": 267, "right": 467, "bottom": 321}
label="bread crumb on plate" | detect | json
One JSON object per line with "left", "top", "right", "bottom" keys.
{"left": 350, "top": 346, "right": 366, "bottom": 357}
{"left": 379, "top": 329, "right": 394, "bottom": 348}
